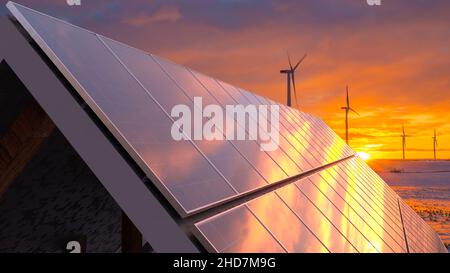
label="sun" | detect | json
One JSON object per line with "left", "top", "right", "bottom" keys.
{"left": 356, "top": 152, "right": 371, "bottom": 161}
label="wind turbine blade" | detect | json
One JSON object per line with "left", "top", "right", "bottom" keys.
{"left": 287, "top": 51, "right": 293, "bottom": 70}
{"left": 292, "top": 72, "right": 299, "bottom": 108}
{"left": 346, "top": 86, "right": 350, "bottom": 108}
{"left": 350, "top": 108, "right": 360, "bottom": 116}
{"left": 293, "top": 54, "right": 307, "bottom": 71}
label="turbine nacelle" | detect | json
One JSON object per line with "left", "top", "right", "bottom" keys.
{"left": 432, "top": 129, "right": 438, "bottom": 146}
{"left": 342, "top": 86, "right": 360, "bottom": 116}
{"left": 400, "top": 125, "right": 411, "bottom": 138}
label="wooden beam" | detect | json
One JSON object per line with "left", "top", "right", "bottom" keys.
{"left": 0, "top": 100, "right": 54, "bottom": 197}
{"left": 121, "top": 211, "right": 143, "bottom": 253}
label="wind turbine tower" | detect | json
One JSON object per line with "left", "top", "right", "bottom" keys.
{"left": 400, "top": 125, "right": 410, "bottom": 160}
{"left": 432, "top": 129, "right": 438, "bottom": 160}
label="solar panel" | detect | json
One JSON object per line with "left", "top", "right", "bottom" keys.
{"left": 7, "top": 1, "right": 446, "bottom": 252}
{"left": 196, "top": 156, "right": 446, "bottom": 253}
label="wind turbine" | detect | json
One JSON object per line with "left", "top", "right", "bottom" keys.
{"left": 280, "top": 53, "right": 307, "bottom": 108}
{"left": 400, "top": 125, "right": 410, "bottom": 160}
{"left": 341, "top": 85, "right": 359, "bottom": 144}
{"left": 432, "top": 129, "right": 438, "bottom": 160}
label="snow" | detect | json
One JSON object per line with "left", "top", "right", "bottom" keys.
{"left": 369, "top": 160, "right": 450, "bottom": 251}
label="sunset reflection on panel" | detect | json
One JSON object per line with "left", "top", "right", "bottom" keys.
{"left": 196, "top": 206, "right": 285, "bottom": 253}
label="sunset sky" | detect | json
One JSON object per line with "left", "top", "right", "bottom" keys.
{"left": 1, "top": 0, "right": 449, "bottom": 159}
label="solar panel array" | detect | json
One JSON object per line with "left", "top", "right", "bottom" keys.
{"left": 7, "top": 2, "right": 447, "bottom": 253}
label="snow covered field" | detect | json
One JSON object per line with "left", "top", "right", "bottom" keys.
{"left": 369, "top": 160, "right": 450, "bottom": 251}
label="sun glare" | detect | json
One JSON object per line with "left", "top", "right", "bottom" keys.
{"left": 356, "top": 152, "right": 371, "bottom": 161}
